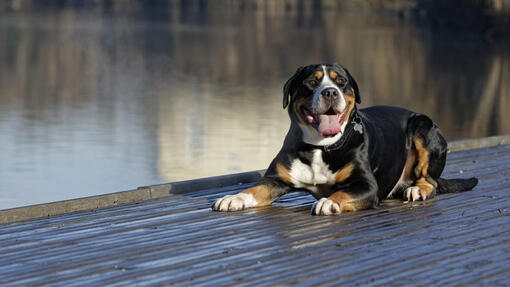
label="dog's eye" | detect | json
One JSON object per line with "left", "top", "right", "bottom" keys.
{"left": 335, "top": 77, "right": 346, "bottom": 86}
{"left": 308, "top": 80, "right": 319, "bottom": 87}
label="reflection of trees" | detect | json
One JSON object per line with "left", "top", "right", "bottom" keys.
{"left": 471, "top": 54, "right": 510, "bottom": 137}
{"left": 1, "top": 1, "right": 510, "bottom": 181}
{"left": 157, "top": 82, "right": 289, "bottom": 180}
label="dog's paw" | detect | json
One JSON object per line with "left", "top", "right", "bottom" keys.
{"left": 404, "top": 186, "right": 430, "bottom": 202}
{"left": 212, "top": 193, "right": 258, "bottom": 212}
{"left": 311, "top": 198, "right": 341, "bottom": 216}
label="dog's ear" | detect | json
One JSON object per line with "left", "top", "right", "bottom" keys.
{"left": 283, "top": 66, "right": 303, "bottom": 109}
{"left": 343, "top": 67, "right": 361, "bottom": 104}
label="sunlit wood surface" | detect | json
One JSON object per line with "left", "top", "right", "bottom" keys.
{"left": 1, "top": 144, "right": 509, "bottom": 285}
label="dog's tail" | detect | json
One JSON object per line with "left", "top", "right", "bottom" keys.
{"left": 436, "top": 177, "right": 478, "bottom": 194}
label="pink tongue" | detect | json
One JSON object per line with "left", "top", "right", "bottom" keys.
{"left": 318, "top": 114, "right": 342, "bottom": 136}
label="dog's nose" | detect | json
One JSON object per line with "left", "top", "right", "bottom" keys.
{"left": 321, "top": 88, "right": 339, "bottom": 101}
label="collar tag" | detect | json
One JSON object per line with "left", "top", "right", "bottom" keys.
{"left": 354, "top": 123, "right": 363, "bottom": 134}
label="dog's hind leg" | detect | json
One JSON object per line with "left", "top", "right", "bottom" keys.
{"left": 403, "top": 114, "right": 447, "bottom": 202}
{"left": 404, "top": 137, "right": 438, "bottom": 201}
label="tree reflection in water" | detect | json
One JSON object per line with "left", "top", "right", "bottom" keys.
{"left": 0, "top": 0, "right": 509, "bottom": 208}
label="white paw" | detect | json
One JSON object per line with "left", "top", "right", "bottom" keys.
{"left": 311, "top": 198, "right": 341, "bottom": 216}
{"left": 212, "top": 193, "right": 258, "bottom": 212}
{"left": 404, "top": 186, "right": 428, "bottom": 202}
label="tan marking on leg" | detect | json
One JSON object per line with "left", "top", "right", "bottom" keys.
{"left": 388, "top": 147, "right": 418, "bottom": 199}
{"left": 276, "top": 163, "right": 292, "bottom": 184}
{"left": 335, "top": 162, "right": 355, "bottom": 183}
{"left": 410, "top": 137, "right": 437, "bottom": 199}
{"left": 415, "top": 178, "right": 435, "bottom": 198}
{"left": 314, "top": 70, "right": 323, "bottom": 80}
{"left": 329, "top": 70, "right": 338, "bottom": 79}
{"left": 241, "top": 185, "right": 274, "bottom": 206}
{"left": 413, "top": 138, "right": 430, "bottom": 178}
{"left": 328, "top": 191, "right": 373, "bottom": 213}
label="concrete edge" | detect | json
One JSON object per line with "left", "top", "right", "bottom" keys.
{"left": 448, "top": 134, "right": 510, "bottom": 153}
{"left": 1, "top": 134, "right": 509, "bottom": 225}
{"left": 0, "top": 170, "right": 264, "bottom": 225}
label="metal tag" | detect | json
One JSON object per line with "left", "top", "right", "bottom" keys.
{"left": 354, "top": 123, "right": 363, "bottom": 134}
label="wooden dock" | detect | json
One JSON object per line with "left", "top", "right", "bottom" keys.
{"left": 1, "top": 136, "right": 510, "bottom": 286}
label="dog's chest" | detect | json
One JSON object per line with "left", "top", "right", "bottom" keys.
{"left": 288, "top": 150, "right": 336, "bottom": 192}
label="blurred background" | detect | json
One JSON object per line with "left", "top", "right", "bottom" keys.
{"left": 1, "top": 0, "right": 509, "bottom": 210}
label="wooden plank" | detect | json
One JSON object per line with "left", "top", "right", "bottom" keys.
{"left": 0, "top": 144, "right": 509, "bottom": 286}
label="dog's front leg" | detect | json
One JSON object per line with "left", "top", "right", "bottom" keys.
{"left": 311, "top": 182, "right": 379, "bottom": 216}
{"left": 212, "top": 178, "right": 290, "bottom": 212}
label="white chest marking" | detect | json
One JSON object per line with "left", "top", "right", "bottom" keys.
{"left": 289, "top": 150, "right": 336, "bottom": 192}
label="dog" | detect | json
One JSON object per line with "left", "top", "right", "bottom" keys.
{"left": 212, "top": 63, "right": 478, "bottom": 215}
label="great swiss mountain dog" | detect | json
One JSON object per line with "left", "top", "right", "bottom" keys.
{"left": 212, "top": 63, "right": 478, "bottom": 216}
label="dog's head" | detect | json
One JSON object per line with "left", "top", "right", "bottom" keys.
{"left": 283, "top": 63, "right": 360, "bottom": 146}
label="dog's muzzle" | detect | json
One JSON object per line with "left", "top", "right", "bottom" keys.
{"left": 321, "top": 87, "right": 339, "bottom": 102}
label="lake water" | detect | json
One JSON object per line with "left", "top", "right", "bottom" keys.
{"left": 1, "top": 1, "right": 509, "bottom": 210}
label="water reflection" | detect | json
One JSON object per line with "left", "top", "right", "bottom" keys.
{"left": 0, "top": 1, "right": 509, "bottom": 209}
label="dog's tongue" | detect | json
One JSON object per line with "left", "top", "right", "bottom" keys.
{"left": 318, "top": 114, "right": 342, "bottom": 136}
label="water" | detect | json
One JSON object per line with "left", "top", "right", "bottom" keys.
{"left": 1, "top": 2, "right": 509, "bottom": 210}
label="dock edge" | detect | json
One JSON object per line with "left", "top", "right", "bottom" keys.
{"left": 1, "top": 134, "right": 509, "bottom": 224}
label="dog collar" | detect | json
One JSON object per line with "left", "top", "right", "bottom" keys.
{"left": 323, "top": 112, "right": 363, "bottom": 152}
